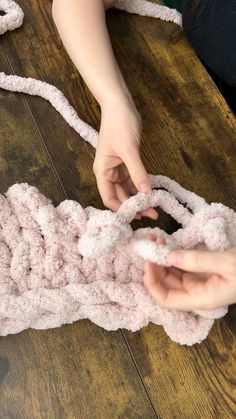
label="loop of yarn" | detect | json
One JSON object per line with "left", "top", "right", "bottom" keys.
{"left": 0, "top": 0, "right": 23, "bottom": 34}
{"left": 0, "top": 0, "right": 235, "bottom": 345}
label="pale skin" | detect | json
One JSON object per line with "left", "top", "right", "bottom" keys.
{"left": 52, "top": 0, "right": 157, "bottom": 220}
{"left": 52, "top": 0, "right": 236, "bottom": 309}
{"left": 144, "top": 236, "right": 236, "bottom": 310}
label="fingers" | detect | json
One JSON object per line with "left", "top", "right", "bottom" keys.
{"left": 147, "top": 234, "right": 164, "bottom": 243}
{"left": 116, "top": 182, "right": 157, "bottom": 220}
{"left": 121, "top": 148, "right": 152, "bottom": 194}
{"left": 145, "top": 262, "right": 235, "bottom": 310}
{"left": 143, "top": 264, "right": 206, "bottom": 311}
{"left": 121, "top": 152, "right": 158, "bottom": 219}
{"left": 144, "top": 261, "right": 168, "bottom": 294}
{"left": 96, "top": 175, "right": 121, "bottom": 212}
{"left": 115, "top": 184, "right": 141, "bottom": 219}
{"left": 95, "top": 163, "right": 157, "bottom": 221}
{"left": 144, "top": 236, "right": 165, "bottom": 281}
{"left": 94, "top": 142, "right": 158, "bottom": 219}
{"left": 97, "top": 174, "right": 157, "bottom": 220}
{"left": 144, "top": 235, "right": 167, "bottom": 293}
{"left": 122, "top": 173, "right": 158, "bottom": 219}
{"left": 115, "top": 183, "right": 129, "bottom": 202}
{"left": 140, "top": 208, "right": 158, "bottom": 220}
{"left": 144, "top": 235, "right": 184, "bottom": 290}
{"left": 126, "top": 177, "right": 138, "bottom": 196}
{"left": 143, "top": 235, "right": 203, "bottom": 310}
{"left": 143, "top": 236, "right": 236, "bottom": 310}
{"left": 168, "top": 249, "right": 236, "bottom": 278}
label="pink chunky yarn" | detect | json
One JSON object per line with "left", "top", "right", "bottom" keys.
{"left": 0, "top": 0, "right": 235, "bottom": 345}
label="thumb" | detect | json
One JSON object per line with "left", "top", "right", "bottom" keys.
{"left": 168, "top": 249, "right": 234, "bottom": 277}
{"left": 122, "top": 148, "right": 151, "bottom": 194}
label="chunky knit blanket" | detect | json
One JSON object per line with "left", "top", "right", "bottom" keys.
{"left": 0, "top": 0, "right": 235, "bottom": 345}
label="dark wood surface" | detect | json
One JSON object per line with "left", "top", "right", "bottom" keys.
{"left": 0, "top": 1, "right": 236, "bottom": 418}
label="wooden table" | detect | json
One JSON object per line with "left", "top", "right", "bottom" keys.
{"left": 0, "top": 1, "right": 236, "bottom": 418}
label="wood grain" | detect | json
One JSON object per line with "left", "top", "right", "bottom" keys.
{"left": 0, "top": 323, "right": 158, "bottom": 419}
{"left": 0, "top": 44, "right": 62, "bottom": 200}
{"left": 0, "top": 0, "right": 236, "bottom": 417}
{"left": 0, "top": 11, "right": 158, "bottom": 418}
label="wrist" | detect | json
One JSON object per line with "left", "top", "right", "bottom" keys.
{"left": 92, "top": 59, "right": 137, "bottom": 111}
{"left": 100, "top": 87, "right": 141, "bottom": 127}
{"left": 97, "top": 69, "right": 135, "bottom": 111}
{"left": 99, "top": 88, "right": 134, "bottom": 110}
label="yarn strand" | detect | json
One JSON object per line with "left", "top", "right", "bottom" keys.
{"left": 0, "top": 0, "right": 235, "bottom": 345}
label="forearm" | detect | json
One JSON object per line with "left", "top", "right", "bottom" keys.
{"left": 52, "top": 0, "right": 132, "bottom": 107}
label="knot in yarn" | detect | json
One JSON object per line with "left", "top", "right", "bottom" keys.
{"left": 202, "top": 217, "right": 231, "bottom": 251}
{"left": 196, "top": 203, "right": 236, "bottom": 251}
{"left": 1, "top": 0, "right": 235, "bottom": 345}
{"left": 77, "top": 210, "right": 133, "bottom": 258}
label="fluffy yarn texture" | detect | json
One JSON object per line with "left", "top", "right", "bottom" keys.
{"left": 0, "top": 0, "right": 235, "bottom": 345}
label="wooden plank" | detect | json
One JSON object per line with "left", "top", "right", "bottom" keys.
{"left": 124, "top": 317, "right": 236, "bottom": 418}
{"left": 108, "top": 9, "right": 236, "bottom": 419}
{"left": 1, "top": 0, "right": 236, "bottom": 418}
{"left": 1, "top": 0, "right": 101, "bottom": 208}
{"left": 0, "top": 45, "right": 63, "bottom": 200}
{"left": 0, "top": 323, "right": 158, "bottom": 419}
{"left": 107, "top": 10, "right": 236, "bottom": 208}
{"left": 0, "top": 48, "right": 158, "bottom": 419}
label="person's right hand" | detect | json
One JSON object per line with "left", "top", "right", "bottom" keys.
{"left": 143, "top": 235, "right": 236, "bottom": 311}
{"left": 93, "top": 95, "right": 158, "bottom": 220}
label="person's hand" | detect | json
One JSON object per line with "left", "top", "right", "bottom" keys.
{"left": 143, "top": 235, "right": 236, "bottom": 310}
{"left": 93, "top": 96, "right": 158, "bottom": 220}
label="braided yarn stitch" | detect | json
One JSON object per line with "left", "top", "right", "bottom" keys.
{"left": 0, "top": 0, "right": 235, "bottom": 345}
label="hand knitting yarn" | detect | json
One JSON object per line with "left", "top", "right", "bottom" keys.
{"left": 0, "top": 0, "right": 235, "bottom": 345}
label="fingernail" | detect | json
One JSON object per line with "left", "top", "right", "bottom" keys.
{"left": 156, "top": 236, "right": 165, "bottom": 245}
{"left": 139, "top": 182, "right": 151, "bottom": 194}
{"left": 147, "top": 233, "right": 156, "bottom": 241}
{"left": 168, "top": 251, "right": 183, "bottom": 266}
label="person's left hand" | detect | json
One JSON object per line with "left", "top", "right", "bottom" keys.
{"left": 93, "top": 96, "right": 158, "bottom": 220}
{"left": 143, "top": 235, "right": 236, "bottom": 310}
